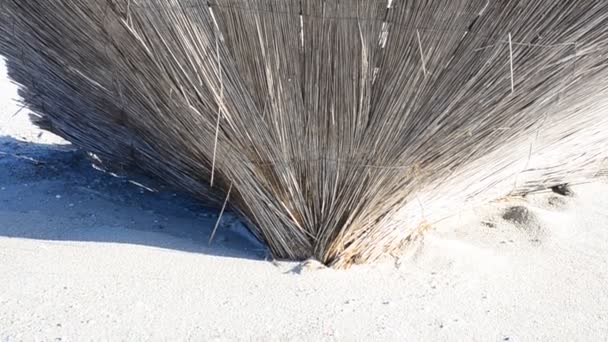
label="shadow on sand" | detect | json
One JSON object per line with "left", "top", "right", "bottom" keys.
{"left": 0, "top": 136, "right": 266, "bottom": 261}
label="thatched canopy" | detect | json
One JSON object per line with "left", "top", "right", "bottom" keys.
{"left": 1, "top": 1, "right": 607, "bottom": 267}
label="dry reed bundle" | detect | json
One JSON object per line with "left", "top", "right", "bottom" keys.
{"left": 1, "top": 0, "right": 608, "bottom": 267}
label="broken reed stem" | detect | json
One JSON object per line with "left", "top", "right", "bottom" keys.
{"left": 209, "top": 182, "right": 233, "bottom": 244}
{"left": 210, "top": 24, "right": 223, "bottom": 188}
{"left": 416, "top": 29, "right": 427, "bottom": 77}
{"left": 509, "top": 32, "right": 514, "bottom": 93}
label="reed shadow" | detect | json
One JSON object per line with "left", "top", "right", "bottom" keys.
{"left": 0, "top": 136, "right": 266, "bottom": 261}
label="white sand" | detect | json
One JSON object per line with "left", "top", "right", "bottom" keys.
{"left": 1, "top": 59, "right": 607, "bottom": 341}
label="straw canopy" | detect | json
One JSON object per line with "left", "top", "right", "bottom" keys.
{"left": 1, "top": 0, "right": 607, "bottom": 267}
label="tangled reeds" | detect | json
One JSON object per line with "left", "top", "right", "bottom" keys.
{"left": 1, "top": 0, "right": 607, "bottom": 267}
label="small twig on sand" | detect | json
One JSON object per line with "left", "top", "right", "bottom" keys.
{"left": 0, "top": 150, "right": 45, "bottom": 165}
